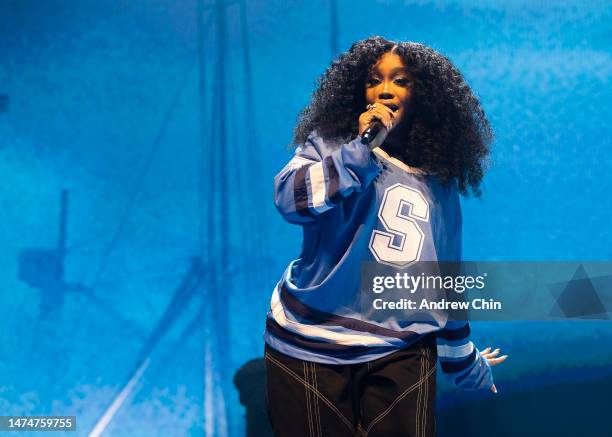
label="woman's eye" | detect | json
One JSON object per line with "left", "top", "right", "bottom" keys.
{"left": 366, "top": 77, "right": 381, "bottom": 86}
{"left": 394, "top": 78, "right": 412, "bottom": 86}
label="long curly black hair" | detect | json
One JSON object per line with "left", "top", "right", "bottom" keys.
{"left": 293, "top": 36, "right": 492, "bottom": 196}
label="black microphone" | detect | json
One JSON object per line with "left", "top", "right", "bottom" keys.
{"left": 361, "top": 121, "right": 383, "bottom": 145}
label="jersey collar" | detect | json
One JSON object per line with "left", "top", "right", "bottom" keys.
{"left": 371, "top": 147, "right": 427, "bottom": 175}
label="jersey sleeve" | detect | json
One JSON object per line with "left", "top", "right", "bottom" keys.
{"left": 436, "top": 320, "right": 494, "bottom": 391}
{"left": 273, "top": 133, "right": 382, "bottom": 225}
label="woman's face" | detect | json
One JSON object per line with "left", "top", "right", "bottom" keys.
{"left": 365, "top": 51, "right": 414, "bottom": 128}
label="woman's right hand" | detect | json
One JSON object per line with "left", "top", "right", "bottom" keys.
{"left": 358, "top": 103, "right": 397, "bottom": 149}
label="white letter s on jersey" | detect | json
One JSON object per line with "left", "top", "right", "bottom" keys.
{"left": 369, "top": 183, "right": 430, "bottom": 268}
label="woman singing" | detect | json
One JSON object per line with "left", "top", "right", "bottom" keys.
{"left": 264, "top": 36, "right": 507, "bottom": 437}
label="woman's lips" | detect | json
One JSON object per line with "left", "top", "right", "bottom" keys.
{"left": 381, "top": 103, "right": 399, "bottom": 112}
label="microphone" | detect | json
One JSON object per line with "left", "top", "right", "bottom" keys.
{"left": 360, "top": 121, "right": 384, "bottom": 145}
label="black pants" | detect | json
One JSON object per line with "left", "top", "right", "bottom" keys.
{"left": 265, "top": 334, "right": 437, "bottom": 437}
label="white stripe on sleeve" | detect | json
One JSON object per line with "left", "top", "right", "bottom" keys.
{"left": 308, "top": 161, "right": 330, "bottom": 213}
{"left": 437, "top": 341, "right": 474, "bottom": 359}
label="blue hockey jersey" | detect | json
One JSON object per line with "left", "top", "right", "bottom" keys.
{"left": 264, "top": 132, "right": 493, "bottom": 390}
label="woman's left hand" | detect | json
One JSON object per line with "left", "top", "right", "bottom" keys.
{"left": 480, "top": 347, "right": 508, "bottom": 394}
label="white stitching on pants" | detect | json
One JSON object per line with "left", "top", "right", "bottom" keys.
{"left": 415, "top": 345, "right": 424, "bottom": 437}
{"left": 311, "top": 363, "right": 322, "bottom": 437}
{"left": 420, "top": 347, "right": 424, "bottom": 437}
{"left": 365, "top": 363, "right": 436, "bottom": 434}
{"left": 356, "top": 422, "right": 368, "bottom": 437}
{"left": 265, "top": 352, "right": 355, "bottom": 433}
{"left": 303, "top": 363, "right": 315, "bottom": 437}
{"left": 422, "top": 346, "right": 430, "bottom": 436}
{"left": 418, "top": 345, "right": 426, "bottom": 437}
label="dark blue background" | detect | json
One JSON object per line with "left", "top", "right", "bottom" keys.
{"left": 1, "top": 0, "right": 611, "bottom": 435}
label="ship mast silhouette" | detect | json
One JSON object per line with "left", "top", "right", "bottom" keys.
{"left": 86, "top": 1, "right": 265, "bottom": 436}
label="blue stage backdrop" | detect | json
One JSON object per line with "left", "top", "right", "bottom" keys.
{"left": 0, "top": 1, "right": 611, "bottom": 436}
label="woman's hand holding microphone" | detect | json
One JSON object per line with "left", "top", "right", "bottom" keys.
{"left": 358, "top": 103, "right": 397, "bottom": 149}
